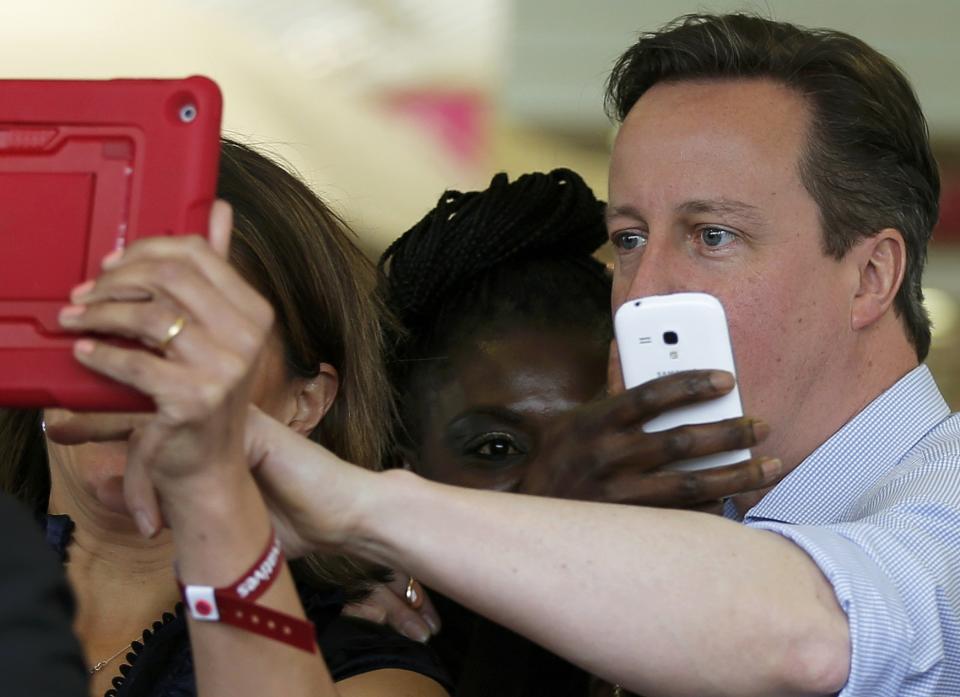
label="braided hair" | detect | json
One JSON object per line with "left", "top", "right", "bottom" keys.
{"left": 379, "top": 168, "right": 612, "bottom": 449}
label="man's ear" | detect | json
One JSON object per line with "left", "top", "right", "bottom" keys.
{"left": 851, "top": 229, "right": 907, "bottom": 332}
{"left": 287, "top": 363, "right": 339, "bottom": 437}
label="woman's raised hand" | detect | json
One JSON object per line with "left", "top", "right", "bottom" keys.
{"left": 520, "top": 347, "right": 781, "bottom": 506}
{"left": 52, "top": 201, "right": 275, "bottom": 535}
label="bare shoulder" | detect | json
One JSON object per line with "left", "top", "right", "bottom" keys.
{"left": 335, "top": 668, "right": 450, "bottom": 697}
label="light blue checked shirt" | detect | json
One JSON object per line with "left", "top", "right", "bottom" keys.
{"left": 725, "top": 364, "right": 960, "bottom": 696}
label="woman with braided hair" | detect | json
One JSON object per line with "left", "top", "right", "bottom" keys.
{"left": 373, "top": 169, "right": 624, "bottom": 697}
{"left": 380, "top": 168, "right": 611, "bottom": 495}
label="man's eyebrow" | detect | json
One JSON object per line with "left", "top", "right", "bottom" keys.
{"left": 677, "top": 198, "right": 765, "bottom": 223}
{"left": 605, "top": 204, "right": 644, "bottom": 221}
{"left": 605, "top": 199, "right": 766, "bottom": 225}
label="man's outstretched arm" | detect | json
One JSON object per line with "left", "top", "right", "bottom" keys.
{"left": 345, "top": 470, "right": 850, "bottom": 697}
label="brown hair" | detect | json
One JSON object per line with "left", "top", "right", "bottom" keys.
{"left": 0, "top": 138, "right": 393, "bottom": 599}
{"left": 606, "top": 13, "right": 940, "bottom": 360}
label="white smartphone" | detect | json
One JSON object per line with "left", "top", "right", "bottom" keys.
{"left": 614, "top": 292, "right": 750, "bottom": 472}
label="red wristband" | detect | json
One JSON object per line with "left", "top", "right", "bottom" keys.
{"left": 177, "top": 529, "right": 317, "bottom": 654}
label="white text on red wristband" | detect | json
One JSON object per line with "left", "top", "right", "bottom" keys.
{"left": 178, "top": 529, "right": 316, "bottom": 653}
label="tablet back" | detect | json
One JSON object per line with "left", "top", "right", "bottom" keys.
{"left": 0, "top": 76, "right": 222, "bottom": 410}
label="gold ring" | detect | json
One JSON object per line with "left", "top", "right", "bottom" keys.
{"left": 159, "top": 316, "right": 186, "bottom": 352}
{"left": 405, "top": 576, "right": 419, "bottom": 607}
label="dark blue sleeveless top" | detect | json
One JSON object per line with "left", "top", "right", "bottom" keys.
{"left": 44, "top": 515, "right": 451, "bottom": 697}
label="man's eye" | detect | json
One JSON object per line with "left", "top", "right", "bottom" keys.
{"left": 700, "top": 227, "right": 737, "bottom": 248}
{"left": 614, "top": 231, "right": 647, "bottom": 251}
{"left": 465, "top": 433, "right": 523, "bottom": 461}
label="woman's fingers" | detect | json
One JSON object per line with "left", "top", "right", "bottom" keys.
{"left": 92, "top": 214, "right": 268, "bottom": 326}
{"left": 123, "top": 428, "right": 164, "bottom": 537}
{"left": 605, "top": 370, "right": 735, "bottom": 428}
{"left": 607, "top": 340, "right": 626, "bottom": 396}
{"left": 71, "top": 339, "right": 178, "bottom": 398}
{"left": 342, "top": 583, "right": 435, "bottom": 643}
{"left": 597, "top": 416, "right": 767, "bottom": 472}
{"left": 601, "top": 456, "right": 782, "bottom": 507}
{"left": 206, "top": 199, "right": 234, "bottom": 258}
{"left": 68, "top": 258, "right": 270, "bottom": 354}
{"left": 60, "top": 300, "right": 191, "bottom": 351}
{"left": 70, "top": 338, "right": 243, "bottom": 426}
{"left": 341, "top": 593, "right": 390, "bottom": 625}
{"left": 384, "top": 573, "right": 441, "bottom": 634}
{"left": 43, "top": 411, "right": 146, "bottom": 445}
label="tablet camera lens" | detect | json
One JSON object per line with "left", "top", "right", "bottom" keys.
{"left": 663, "top": 331, "right": 678, "bottom": 345}
{"left": 178, "top": 103, "right": 198, "bottom": 123}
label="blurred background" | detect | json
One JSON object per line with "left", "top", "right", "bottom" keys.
{"left": 4, "top": 0, "right": 959, "bottom": 404}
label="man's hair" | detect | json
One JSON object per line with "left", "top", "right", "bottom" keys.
{"left": 606, "top": 13, "right": 940, "bottom": 360}
{"left": 378, "top": 168, "right": 612, "bottom": 448}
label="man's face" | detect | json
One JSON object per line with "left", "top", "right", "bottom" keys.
{"left": 608, "top": 78, "right": 860, "bottom": 462}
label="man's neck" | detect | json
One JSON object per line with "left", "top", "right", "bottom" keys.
{"left": 742, "top": 330, "right": 919, "bottom": 515}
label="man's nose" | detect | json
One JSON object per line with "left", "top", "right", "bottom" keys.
{"left": 620, "top": 244, "right": 685, "bottom": 300}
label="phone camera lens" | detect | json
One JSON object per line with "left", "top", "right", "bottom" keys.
{"left": 178, "top": 103, "right": 198, "bottom": 123}
{"left": 663, "top": 331, "right": 678, "bottom": 345}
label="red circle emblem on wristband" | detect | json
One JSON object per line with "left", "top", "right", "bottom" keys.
{"left": 177, "top": 529, "right": 317, "bottom": 654}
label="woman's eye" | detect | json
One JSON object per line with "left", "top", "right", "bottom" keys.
{"left": 614, "top": 231, "right": 647, "bottom": 252}
{"left": 477, "top": 440, "right": 519, "bottom": 457}
{"left": 699, "top": 227, "right": 737, "bottom": 248}
{"left": 465, "top": 433, "right": 523, "bottom": 462}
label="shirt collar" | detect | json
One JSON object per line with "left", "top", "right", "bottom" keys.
{"left": 741, "top": 364, "right": 950, "bottom": 525}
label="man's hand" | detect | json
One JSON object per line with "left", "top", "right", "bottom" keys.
{"left": 520, "top": 369, "right": 780, "bottom": 506}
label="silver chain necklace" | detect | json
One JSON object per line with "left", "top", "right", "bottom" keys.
{"left": 88, "top": 637, "right": 137, "bottom": 675}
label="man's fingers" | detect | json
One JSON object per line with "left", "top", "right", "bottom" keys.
{"left": 603, "top": 457, "right": 782, "bottom": 507}
{"left": 608, "top": 370, "right": 735, "bottom": 427}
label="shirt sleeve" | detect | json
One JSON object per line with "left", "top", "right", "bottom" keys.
{"left": 748, "top": 463, "right": 960, "bottom": 697}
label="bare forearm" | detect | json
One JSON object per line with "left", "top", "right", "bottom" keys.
{"left": 162, "top": 469, "right": 334, "bottom": 697}
{"left": 346, "top": 470, "right": 849, "bottom": 697}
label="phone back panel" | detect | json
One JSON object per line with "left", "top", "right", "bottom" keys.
{"left": 614, "top": 293, "right": 750, "bottom": 471}
{"left": 0, "top": 77, "right": 222, "bottom": 410}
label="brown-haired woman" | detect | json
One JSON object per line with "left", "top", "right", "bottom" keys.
{"left": 0, "top": 138, "right": 450, "bottom": 697}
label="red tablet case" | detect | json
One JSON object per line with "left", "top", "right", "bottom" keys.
{"left": 0, "top": 76, "right": 222, "bottom": 410}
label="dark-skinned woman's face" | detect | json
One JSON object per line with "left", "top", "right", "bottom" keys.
{"left": 408, "top": 327, "right": 608, "bottom": 491}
